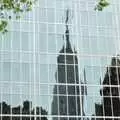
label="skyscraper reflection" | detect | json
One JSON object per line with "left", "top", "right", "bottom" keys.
{"left": 51, "top": 10, "right": 85, "bottom": 120}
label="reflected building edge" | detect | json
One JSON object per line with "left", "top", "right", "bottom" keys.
{"left": 0, "top": 100, "right": 48, "bottom": 120}
{"left": 93, "top": 56, "right": 120, "bottom": 120}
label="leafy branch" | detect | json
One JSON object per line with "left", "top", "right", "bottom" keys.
{"left": 95, "top": 0, "right": 110, "bottom": 11}
{"left": 0, "top": 0, "right": 36, "bottom": 33}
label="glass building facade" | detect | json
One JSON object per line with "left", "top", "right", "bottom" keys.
{"left": 0, "top": 0, "right": 120, "bottom": 120}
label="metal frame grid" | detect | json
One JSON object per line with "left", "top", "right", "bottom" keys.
{"left": 0, "top": 0, "right": 120, "bottom": 120}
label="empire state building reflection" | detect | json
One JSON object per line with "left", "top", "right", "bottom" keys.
{"left": 51, "top": 10, "right": 85, "bottom": 120}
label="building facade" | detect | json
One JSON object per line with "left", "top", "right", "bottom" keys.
{"left": 0, "top": 0, "right": 120, "bottom": 120}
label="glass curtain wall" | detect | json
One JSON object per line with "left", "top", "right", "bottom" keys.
{"left": 0, "top": 0, "right": 120, "bottom": 120}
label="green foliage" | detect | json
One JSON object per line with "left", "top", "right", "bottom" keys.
{"left": 0, "top": 20, "right": 8, "bottom": 33}
{"left": 0, "top": 0, "right": 36, "bottom": 33}
{"left": 95, "top": 0, "right": 110, "bottom": 11}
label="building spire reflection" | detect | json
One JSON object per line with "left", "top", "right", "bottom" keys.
{"left": 51, "top": 9, "right": 85, "bottom": 120}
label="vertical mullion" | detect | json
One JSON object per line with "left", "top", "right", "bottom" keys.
{"left": 1, "top": 32, "right": 4, "bottom": 120}
{"left": 33, "top": 3, "right": 36, "bottom": 120}
{"left": 10, "top": 18, "right": 13, "bottom": 120}
{"left": 78, "top": 1, "right": 85, "bottom": 120}
{"left": 46, "top": 0, "right": 50, "bottom": 119}
{"left": 38, "top": 0, "right": 41, "bottom": 119}
{"left": 107, "top": 57, "right": 114, "bottom": 118}
{"left": 19, "top": 3, "right": 22, "bottom": 119}
{"left": 55, "top": 0, "right": 60, "bottom": 120}
{"left": 73, "top": 2, "right": 79, "bottom": 120}
{"left": 28, "top": 3, "right": 32, "bottom": 120}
